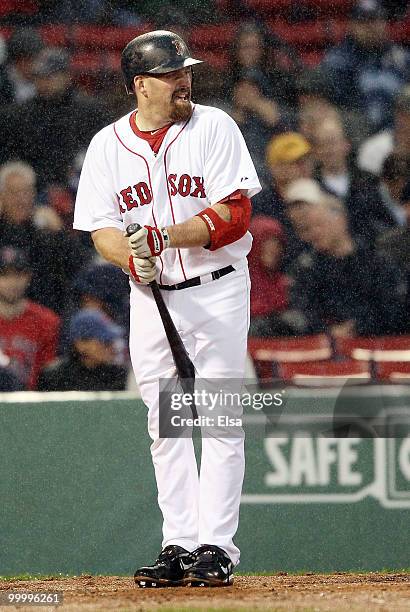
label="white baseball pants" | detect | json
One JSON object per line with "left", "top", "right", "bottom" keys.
{"left": 129, "top": 262, "right": 250, "bottom": 565}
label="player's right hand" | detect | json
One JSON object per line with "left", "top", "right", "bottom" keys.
{"left": 128, "top": 225, "right": 170, "bottom": 257}
{"left": 128, "top": 255, "right": 157, "bottom": 284}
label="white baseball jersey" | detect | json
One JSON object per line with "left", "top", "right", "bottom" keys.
{"left": 74, "top": 104, "right": 261, "bottom": 285}
{"left": 74, "top": 102, "right": 260, "bottom": 564}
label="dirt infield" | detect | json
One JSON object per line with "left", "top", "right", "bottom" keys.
{"left": 0, "top": 573, "right": 409, "bottom": 611}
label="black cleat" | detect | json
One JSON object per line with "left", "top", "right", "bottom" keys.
{"left": 185, "top": 545, "right": 234, "bottom": 587}
{"left": 134, "top": 545, "right": 193, "bottom": 588}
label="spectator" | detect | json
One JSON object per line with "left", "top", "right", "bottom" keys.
{"left": 312, "top": 116, "right": 399, "bottom": 243}
{"left": 254, "top": 132, "right": 313, "bottom": 216}
{"left": 253, "top": 132, "right": 314, "bottom": 266}
{"left": 0, "top": 161, "right": 81, "bottom": 313}
{"left": 377, "top": 154, "right": 410, "bottom": 227}
{"left": 296, "top": 69, "right": 368, "bottom": 147}
{"left": 139, "top": 0, "right": 215, "bottom": 26}
{"left": 0, "top": 361, "right": 24, "bottom": 391}
{"left": 313, "top": 117, "right": 353, "bottom": 198}
{"left": 285, "top": 198, "right": 316, "bottom": 248}
{"left": 57, "top": 261, "right": 130, "bottom": 358}
{"left": 73, "top": 261, "right": 130, "bottom": 329}
{"left": 227, "top": 21, "right": 298, "bottom": 110}
{"left": 0, "top": 346, "right": 24, "bottom": 391}
{"left": 230, "top": 69, "right": 281, "bottom": 171}
{"left": 284, "top": 178, "right": 338, "bottom": 248}
{"left": 377, "top": 162, "right": 410, "bottom": 332}
{"left": 286, "top": 184, "right": 405, "bottom": 337}
{"left": 321, "top": 0, "right": 410, "bottom": 133}
{"left": 152, "top": 5, "right": 190, "bottom": 38}
{"left": 0, "top": 28, "right": 43, "bottom": 106}
{"left": 297, "top": 70, "right": 340, "bottom": 137}
{"left": 248, "top": 216, "right": 291, "bottom": 337}
{"left": 358, "top": 86, "right": 410, "bottom": 176}
{"left": 381, "top": 0, "right": 408, "bottom": 19}
{"left": 1, "top": 48, "right": 110, "bottom": 189}
{"left": 39, "top": 0, "right": 109, "bottom": 24}
{"left": 0, "top": 247, "right": 60, "bottom": 389}
{"left": 37, "top": 309, "right": 127, "bottom": 391}
{"left": 377, "top": 157, "right": 410, "bottom": 271}
{"left": 93, "top": 69, "right": 135, "bottom": 122}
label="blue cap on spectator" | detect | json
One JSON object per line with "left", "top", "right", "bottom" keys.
{"left": 350, "top": 0, "right": 387, "bottom": 21}
{"left": 69, "top": 309, "right": 122, "bottom": 344}
{"left": 74, "top": 263, "right": 129, "bottom": 315}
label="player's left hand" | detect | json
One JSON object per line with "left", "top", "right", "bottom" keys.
{"left": 128, "top": 225, "right": 170, "bottom": 257}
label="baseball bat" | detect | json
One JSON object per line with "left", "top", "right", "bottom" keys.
{"left": 126, "top": 224, "right": 198, "bottom": 419}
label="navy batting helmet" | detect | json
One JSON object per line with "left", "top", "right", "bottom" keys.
{"left": 121, "top": 30, "right": 203, "bottom": 94}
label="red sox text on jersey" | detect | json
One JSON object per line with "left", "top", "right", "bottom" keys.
{"left": 119, "top": 174, "right": 205, "bottom": 212}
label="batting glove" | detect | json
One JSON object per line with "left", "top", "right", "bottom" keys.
{"left": 128, "top": 225, "right": 170, "bottom": 258}
{"left": 128, "top": 255, "right": 157, "bottom": 285}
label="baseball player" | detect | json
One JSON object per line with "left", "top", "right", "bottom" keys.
{"left": 74, "top": 30, "right": 261, "bottom": 587}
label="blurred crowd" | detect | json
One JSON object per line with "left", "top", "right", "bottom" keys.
{"left": 0, "top": 0, "right": 408, "bottom": 391}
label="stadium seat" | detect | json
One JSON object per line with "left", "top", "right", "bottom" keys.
{"left": 327, "top": 18, "right": 348, "bottom": 42}
{"left": 193, "top": 49, "right": 229, "bottom": 70}
{"left": 335, "top": 336, "right": 410, "bottom": 362}
{"left": 71, "top": 51, "right": 120, "bottom": 74}
{"left": 0, "top": 27, "right": 13, "bottom": 40}
{"left": 248, "top": 334, "right": 332, "bottom": 381}
{"left": 244, "top": 0, "right": 354, "bottom": 18}
{"left": 278, "top": 360, "right": 371, "bottom": 385}
{"left": 319, "top": 17, "right": 409, "bottom": 45}
{"left": 189, "top": 24, "right": 236, "bottom": 51}
{"left": 70, "top": 25, "right": 151, "bottom": 51}
{"left": 39, "top": 25, "right": 69, "bottom": 47}
{"left": 376, "top": 362, "right": 410, "bottom": 382}
{"left": 302, "top": 0, "right": 354, "bottom": 11}
{"left": 0, "top": 0, "right": 38, "bottom": 17}
{"left": 245, "top": 0, "right": 295, "bottom": 9}
{"left": 389, "top": 19, "right": 410, "bottom": 44}
{"left": 71, "top": 51, "right": 102, "bottom": 72}
{"left": 301, "top": 49, "right": 324, "bottom": 66}
{"left": 0, "top": 1, "right": 14, "bottom": 17}
{"left": 248, "top": 334, "right": 332, "bottom": 362}
{"left": 269, "top": 20, "right": 328, "bottom": 47}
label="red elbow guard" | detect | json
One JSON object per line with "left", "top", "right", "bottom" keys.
{"left": 196, "top": 195, "right": 252, "bottom": 251}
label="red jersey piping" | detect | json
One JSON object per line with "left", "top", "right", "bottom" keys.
{"left": 113, "top": 121, "right": 165, "bottom": 278}
{"left": 163, "top": 110, "right": 194, "bottom": 282}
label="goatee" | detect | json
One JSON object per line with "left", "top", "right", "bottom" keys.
{"left": 170, "top": 100, "right": 193, "bottom": 122}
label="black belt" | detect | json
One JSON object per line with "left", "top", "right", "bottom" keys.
{"left": 158, "top": 265, "right": 235, "bottom": 291}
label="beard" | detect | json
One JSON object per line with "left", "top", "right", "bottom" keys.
{"left": 169, "top": 88, "right": 193, "bottom": 122}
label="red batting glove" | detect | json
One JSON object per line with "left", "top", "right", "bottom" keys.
{"left": 128, "top": 225, "right": 170, "bottom": 258}
{"left": 128, "top": 255, "right": 157, "bottom": 284}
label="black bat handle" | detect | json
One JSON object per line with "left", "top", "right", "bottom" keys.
{"left": 126, "top": 223, "right": 197, "bottom": 418}
{"left": 126, "top": 223, "right": 157, "bottom": 287}
{"left": 126, "top": 223, "right": 143, "bottom": 237}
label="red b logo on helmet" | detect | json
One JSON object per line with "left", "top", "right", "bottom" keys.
{"left": 172, "top": 39, "right": 184, "bottom": 56}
